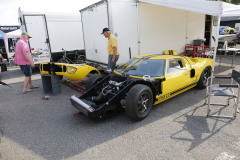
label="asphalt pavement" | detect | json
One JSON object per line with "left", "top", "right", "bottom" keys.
{"left": 0, "top": 55, "right": 240, "bottom": 160}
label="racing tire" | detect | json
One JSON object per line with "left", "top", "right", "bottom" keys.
{"left": 229, "top": 30, "right": 234, "bottom": 34}
{"left": 196, "top": 67, "right": 211, "bottom": 89}
{"left": 125, "top": 84, "right": 153, "bottom": 121}
{"left": 58, "top": 58, "right": 69, "bottom": 64}
{"left": 85, "top": 74, "right": 103, "bottom": 91}
{"left": 218, "top": 42, "right": 224, "bottom": 49}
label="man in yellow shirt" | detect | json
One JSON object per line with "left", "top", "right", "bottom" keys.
{"left": 101, "top": 28, "right": 119, "bottom": 71}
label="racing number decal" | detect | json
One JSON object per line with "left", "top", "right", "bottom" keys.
{"left": 155, "top": 82, "right": 197, "bottom": 104}
{"left": 155, "top": 93, "right": 171, "bottom": 103}
{"left": 159, "top": 94, "right": 170, "bottom": 100}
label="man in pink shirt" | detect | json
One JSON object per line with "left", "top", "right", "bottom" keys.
{"left": 15, "top": 32, "right": 38, "bottom": 94}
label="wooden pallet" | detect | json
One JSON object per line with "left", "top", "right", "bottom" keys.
{"left": 62, "top": 76, "right": 90, "bottom": 94}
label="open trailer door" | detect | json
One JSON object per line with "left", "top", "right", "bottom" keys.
{"left": 23, "top": 15, "right": 51, "bottom": 64}
{"left": 80, "top": 1, "right": 109, "bottom": 64}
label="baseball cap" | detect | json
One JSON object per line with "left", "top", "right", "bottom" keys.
{"left": 22, "top": 32, "right": 32, "bottom": 38}
{"left": 101, "top": 28, "right": 110, "bottom": 34}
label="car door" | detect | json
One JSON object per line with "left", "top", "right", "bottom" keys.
{"left": 161, "top": 57, "right": 192, "bottom": 97}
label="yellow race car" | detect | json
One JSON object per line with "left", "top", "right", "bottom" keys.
{"left": 70, "top": 54, "right": 213, "bottom": 121}
{"left": 225, "top": 27, "right": 235, "bottom": 34}
{"left": 40, "top": 63, "right": 100, "bottom": 81}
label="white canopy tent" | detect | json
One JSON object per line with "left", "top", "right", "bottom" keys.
{"left": 139, "top": 0, "right": 222, "bottom": 16}
{"left": 221, "top": 2, "right": 240, "bottom": 17}
{"left": 3, "top": 29, "right": 21, "bottom": 60}
{"left": 139, "top": 0, "right": 240, "bottom": 17}
{"left": 139, "top": 0, "right": 240, "bottom": 74}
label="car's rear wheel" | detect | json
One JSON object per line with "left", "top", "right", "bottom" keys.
{"left": 85, "top": 74, "right": 103, "bottom": 91}
{"left": 197, "top": 67, "right": 211, "bottom": 89}
{"left": 125, "top": 84, "right": 153, "bottom": 121}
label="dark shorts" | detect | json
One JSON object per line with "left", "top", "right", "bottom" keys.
{"left": 20, "top": 65, "right": 32, "bottom": 77}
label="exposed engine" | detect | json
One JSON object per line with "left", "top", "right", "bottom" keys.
{"left": 91, "top": 80, "right": 127, "bottom": 102}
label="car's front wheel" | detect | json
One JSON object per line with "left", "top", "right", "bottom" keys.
{"left": 125, "top": 84, "right": 153, "bottom": 121}
{"left": 197, "top": 67, "right": 211, "bottom": 89}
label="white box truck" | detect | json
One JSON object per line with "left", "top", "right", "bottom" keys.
{"left": 18, "top": 10, "right": 85, "bottom": 64}
{"left": 80, "top": 0, "right": 217, "bottom": 65}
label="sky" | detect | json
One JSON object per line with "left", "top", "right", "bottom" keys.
{"left": 0, "top": 0, "right": 99, "bottom": 25}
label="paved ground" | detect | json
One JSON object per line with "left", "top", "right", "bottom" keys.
{"left": 0, "top": 55, "right": 240, "bottom": 160}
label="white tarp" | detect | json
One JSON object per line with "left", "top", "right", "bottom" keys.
{"left": 3, "top": 29, "right": 21, "bottom": 60}
{"left": 139, "top": 0, "right": 222, "bottom": 16}
{"left": 139, "top": 0, "right": 240, "bottom": 17}
{"left": 221, "top": 2, "right": 240, "bottom": 17}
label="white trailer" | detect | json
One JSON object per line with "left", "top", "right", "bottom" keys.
{"left": 19, "top": 10, "right": 85, "bottom": 64}
{"left": 80, "top": 0, "right": 221, "bottom": 65}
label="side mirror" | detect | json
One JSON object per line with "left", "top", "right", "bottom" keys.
{"left": 191, "top": 69, "right": 195, "bottom": 78}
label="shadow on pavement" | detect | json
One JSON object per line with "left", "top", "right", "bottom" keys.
{"left": 0, "top": 66, "right": 40, "bottom": 81}
{"left": 170, "top": 105, "right": 233, "bottom": 151}
{"left": 1, "top": 67, "right": 239, "bottom": 159}
{"left": 213, "top": 65, "right": 233, "bottom": 74}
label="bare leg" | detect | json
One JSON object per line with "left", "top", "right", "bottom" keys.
{"left": 23, "top": 76, "right": 30, "bottom": 92}
{"left": 28, "top": 76, "right": 34, "bottom": 88}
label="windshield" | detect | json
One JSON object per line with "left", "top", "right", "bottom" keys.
{"left": 115, "top": 58, "right": 165, "bottom": 77}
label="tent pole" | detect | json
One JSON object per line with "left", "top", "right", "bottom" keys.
{"left": 136, "top": 0, "right": 140, "bottom": 55}
{"left": 209, "top": 15, "right": 221, "bottom": 99}
{"left": 208, "top": 15, "right": 220, "bottom": 112}
{"left": 212, "top": 16, "right": 221, "bottom": 75}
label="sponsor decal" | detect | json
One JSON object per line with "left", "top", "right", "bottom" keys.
{"left": 0, "top": 26, "right": 20, "bottom": 33}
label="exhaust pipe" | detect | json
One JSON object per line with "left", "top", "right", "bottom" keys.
{"left": 70, "top": 95, "right": 95, "bottom": 113}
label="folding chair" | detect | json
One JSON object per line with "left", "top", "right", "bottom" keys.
{"left": 205, "top": 69, "right": 240, "bottom": 119}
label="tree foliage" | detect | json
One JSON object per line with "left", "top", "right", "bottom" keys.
{"left": 210, "top": 0, "right": 240, "bottom": 5}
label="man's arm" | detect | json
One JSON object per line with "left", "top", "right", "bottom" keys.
{"left": 111, "top": 46, "right": 117, "bottom": 63}
{"left": 23, "top": 52, "right": 34, "bottom": 67}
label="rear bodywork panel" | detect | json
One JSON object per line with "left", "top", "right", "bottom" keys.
{"left": 40, "top": 62, "right": 100, "bottom": 81}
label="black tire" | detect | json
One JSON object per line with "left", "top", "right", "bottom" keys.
{"left": 196, "top": 67, "right": 211, "bottom": 89}
{"left": 85, "top": 74, "right": 103, "bottom": 91}
{"left": 229, "top": 30, "right": 234, "bottom": 34}
{"left": 58, "top": 58, "right": 69, "bottom": 63}
{"left": 125, "top": 84, "right": 153, "bottom": 121}
{"left": 218, "top": 42, "right": 224, "bottom": 49}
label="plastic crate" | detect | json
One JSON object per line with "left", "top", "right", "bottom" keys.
{"left": 41, "top": 74, "right": 61, "bottom": 95}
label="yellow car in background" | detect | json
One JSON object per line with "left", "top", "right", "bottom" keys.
{"left": 225, "top": 27, "right": 235, "bottom": 34}
{"left": 40, "top": 63, "right": 100, "bottom": 81}
{"left": 219, "top": 26, "right": 235, "bottom": 35}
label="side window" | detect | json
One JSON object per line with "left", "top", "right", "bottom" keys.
{"left": 167, "top": 58, "right": 186, "bottom": 74}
